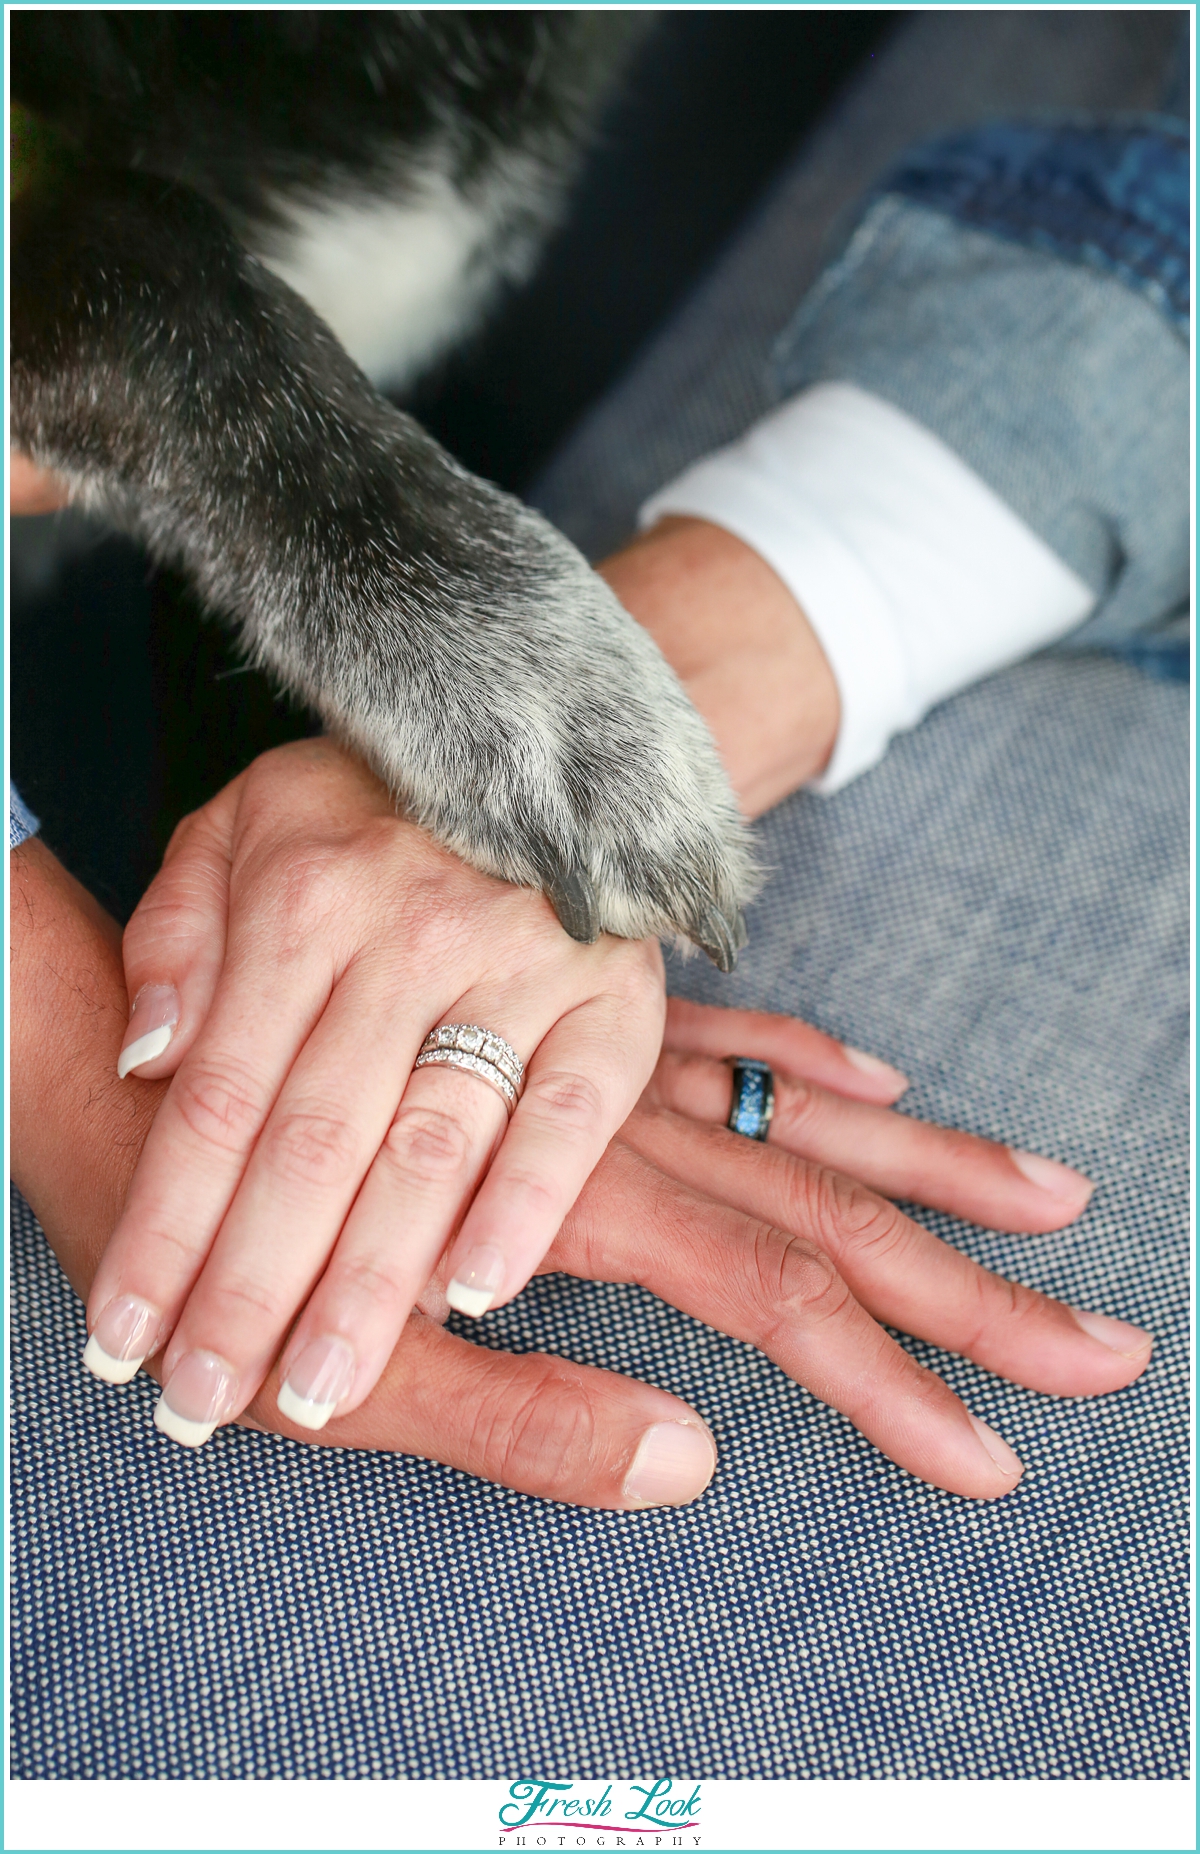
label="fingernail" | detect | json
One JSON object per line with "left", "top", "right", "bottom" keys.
{"left": 446, "top": 1244, "right": 506, "bottom": 1318}
{"left": 277, "top": 1336, "right": 356, "bottom": 1431}
{"left": 842, "top": 1045, "right": 909, "bottom": 1093}
{"left": 154, "top": 1350, "right": 237, "bottom": 1448}
{"left": 1009, "top": 1147, "right": 1094, "bottom": 1203}
{"left": 82, "top": 1293, "right": 158, "bottom": 1384}
{"left": 1070, "top": 1306, "right": 1153, "bottom": 1359}
{"left": 623, "top": 1421, "right": 717, "bottom": 1510}
{"left": 117, "top": 983, "right": 180, "bottom": 1079}
{"left": 967, "top": 1414, "right": 1024, "bottom": 1482}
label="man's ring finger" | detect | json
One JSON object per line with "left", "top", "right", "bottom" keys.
{"left": 727, "top": 1057, "right": 775, "bottom": 1141}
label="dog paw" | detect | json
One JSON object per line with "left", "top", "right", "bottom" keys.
{"left": 12, "top": 192, "right": 755, "bottom": 964}
{"left": 303, "top": 446, "right": 759, "bottom": 964}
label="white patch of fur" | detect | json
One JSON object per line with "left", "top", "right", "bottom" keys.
{"left": 255, "top": 148, "right": 549, "bottom": 391}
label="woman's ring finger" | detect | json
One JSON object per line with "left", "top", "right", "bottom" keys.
{"left": 414, "top": 1021, "right": 527, "bottom": 1113}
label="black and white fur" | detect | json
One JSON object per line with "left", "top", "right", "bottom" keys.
{"left": 11, "top": 11, "right": 755, "bottom": 965}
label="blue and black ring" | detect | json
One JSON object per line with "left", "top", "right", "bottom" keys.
{"left": 727, "top": 1057, "right": 775, "bottom": 1142}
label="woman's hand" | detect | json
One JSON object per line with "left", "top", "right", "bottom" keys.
{"left": 87, "top": 737, "right": 665, "bottom": 1443}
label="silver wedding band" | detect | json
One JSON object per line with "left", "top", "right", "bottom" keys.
{"left": 414, "top": 1023, "right": 526, "bottom": 1115}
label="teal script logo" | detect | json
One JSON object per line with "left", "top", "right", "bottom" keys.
{"left": 499, "top": 1780, "right": 702, "bottom": 1846}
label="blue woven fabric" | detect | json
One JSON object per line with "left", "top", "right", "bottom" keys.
{"left": 887, "top": 118, "right": 1190, "bottom": 330}
{"left": 9, "top": 10, "right": 1189, "bottom": 1782}
{"left": 9, "top": 651, "right": 1189, "bottom": 1780}
{"left": 9, "top": 784, "right": 40, "bottom": 850}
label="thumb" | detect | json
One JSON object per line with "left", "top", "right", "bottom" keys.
{"left": 117, "top": 796, "right": 237, "bottom": 1081}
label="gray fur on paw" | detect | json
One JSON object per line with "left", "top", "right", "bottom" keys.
{"left": 285, "top": 429, "right": 759, "bottom": 960}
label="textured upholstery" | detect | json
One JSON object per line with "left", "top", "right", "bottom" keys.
{"left": 10, "top": 650, "right": 1188, "bottom": 1779}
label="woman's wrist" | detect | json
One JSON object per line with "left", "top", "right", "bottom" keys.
{"left": 598, "top": 516, "right": 840, "bottom": 817}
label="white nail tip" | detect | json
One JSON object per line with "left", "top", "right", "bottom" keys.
{"left": 153, "top": 1398, "right": 217, "bottom": 1448}
{"left": 446, "top": 1280, "right": 495, "bottom": 1318}
{"left": 117, "top": 1024, "right": 173, "bottom": 1079}
{"left": 82, "top": 1335, "right": 143, "bottom": 1385}
{"left": 276, "top": 1382, "right": 337, "bottom": 1430}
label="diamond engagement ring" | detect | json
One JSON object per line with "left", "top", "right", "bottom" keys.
{"left": 727, "top": 1057, "right": 775, "bottom": 1141}
{"left": 414, "top": 1023, "right": 526, "bottom": 1114}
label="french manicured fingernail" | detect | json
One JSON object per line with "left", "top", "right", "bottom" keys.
{"left": 446, "top": 1244, "right": 506, "bottom": 1318}
{"left": 154, "top": 1350, "right": 237, "bottom": 1448}
{"left": 82, "top": 1293, "right": 158, "bottom": 1384}
{"left": 842, "top": 1045, "right": 909, "bottom": 1092}
{"left": 277, "top": 1336, "right": 356, "bottom": 1431}
{"left": 1070, "top": 1307, "right": 1153, "bottom": 1359}
{"left": 117, "top": 983, "right": 180, "bottom": 1078}
{"left": 967, "top": 1414, "right": 1024, "bottom": 1483}
{"left": 623, "top": 1422, "right": 717, "bottom": 1510}
{"left": 1009, "top": 1147, "right": 1094, "bottom": 1202}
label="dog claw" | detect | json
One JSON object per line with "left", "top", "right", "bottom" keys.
{"left": 545, "top": 857, "right": 601, "bottom": 945}
{"left": 692, "top": 904, "right": 743, "bottom": 973}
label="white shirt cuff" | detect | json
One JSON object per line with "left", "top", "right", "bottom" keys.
{"left": 639, "top": 381, "right": 1095, "bottom": 792}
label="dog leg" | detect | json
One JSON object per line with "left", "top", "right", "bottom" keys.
{"left": 13, "top": 171, "right": 756, "bottom": 961}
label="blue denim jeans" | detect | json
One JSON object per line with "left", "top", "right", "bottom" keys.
{"left": 769, "top": 124, "right": 1188, "bottom": 675}
{"left": 10, "top": 10, "right": 1188, "bottom": 1779}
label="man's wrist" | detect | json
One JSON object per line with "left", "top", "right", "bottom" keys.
{"left": 10, "top": 448, "right": 70, "bottom": 515}
{"left": 598, "top": 517, "right": 840, "bottom": 818}
{"left": 10, "top": 836, "right": 164, "bottom": 1297}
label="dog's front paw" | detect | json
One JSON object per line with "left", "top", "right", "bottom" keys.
{"left": 310, "top": 459, "right": 759, "bottom": 966}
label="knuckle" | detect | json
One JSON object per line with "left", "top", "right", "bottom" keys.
{"left": 242, "top": 845, "right": 345, "bottom": 952}
{"left": 808, "top": 1167, "right": 905, "bottom": 1262}
{"left": 161, "top": 806, "right": 205, "bottom": 862}
{"left": 333, "top": 1251, "right": 412, "bottom": 1308}
{"left": 204, "top": 1270, "right": 282, "bottom": 1329}
{"left": 260, "top": 1106, "right": 360, "bottom": 1191}
{"left": 491, "top": 1165, "right": 559, "bottom": 1225}
{"left": 275, "top": 850, "right": 342, "bottom": 921}
{"left": 775, "top": 1075, "right": 824, "bottom": 1141}
{"left": 131, "top": 1222, "right": 206, "bottom": 1277}
{"left": 382, "top": 1103, "right": 473, "bottom": 1182}
{"left": 385, "top": 868, "right": 482, "bottom": 966}
{"left": 522, "top": 1068, "right": 606, "bottom": 1135}
{"left": 471, "top": 1361, "right": 597, "bottom": 1498}
{"left": 751, "top": 1222, "right": 849, "bottom": 1330}
{"left": 611, "top": 938, "right": 667, "bottom": 1008}
{"left": 126, "top": 895, "right": 202, "bottom": 956}
{"left": 173, "top": 1058, "right": 271, "bottom": 1154}
{"left": 964, "top": 1270, "right": 1039, "bottom": 1353}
